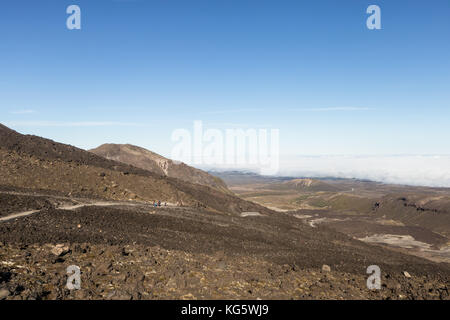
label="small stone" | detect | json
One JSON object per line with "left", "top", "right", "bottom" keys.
{"left": 96, "top": 262, "right": 113, "bottom": 275}
{"left": 51, "top": 244, "right": 69, "bottom": 256}
{"left": 77, "top": 224, "right": 82, "bottom": 229}
{"left": 216, "top": 261, "right": 227, "bottom": 271}
{"left": 52, "top": 257, "right": 65, "bottom": 264}
{"left": 181, "top": 293, "right": 196, "bottom": 300}
{"left": 113, "top": 292, "right": 132, "bottom": 300}
{"left": 0, "top": 288, "right": 10, "bottom": 300}
{"left": 74, "top": 290, "right": 88, "bottom": 299}
{"left": 403, "top": 271, "right": 411, "bottom": 278}
{"left": 322, "top": 264, "right": 331, "bottom": 272}
{"left": 166, "top": 279, "right": 177, "bottom": 288}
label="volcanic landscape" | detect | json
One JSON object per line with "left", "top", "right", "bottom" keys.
{"left": 0, "top": 124, "right": 449, "bottom": 300}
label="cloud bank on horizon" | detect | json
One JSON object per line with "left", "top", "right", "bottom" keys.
{"left": 280, "top": 155, "right": 450, "bottom": 188}
{"left": 203, "top": 155, "right": 450, "bottom": 188}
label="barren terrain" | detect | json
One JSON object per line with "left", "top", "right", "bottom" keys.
{"left": 0, "top": 125, "right": 449, "bottom": 300}
{"left": 0, "top": 189, "right": 449, "bottom": 300}
{"left": 215, "top": 172, "right": 450, "bottom": 265}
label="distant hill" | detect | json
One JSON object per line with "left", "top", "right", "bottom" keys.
{"left": 210, "top": 171, "right": 294, "bottom": 186}
{"left": 272, "top": 178, "right": 342, "bottom": 192}
{"left": 90, "top": 144, "right": 229, "bottom": 193}
{"left": 0, "top": 124, "right": 271, "bottom": 215}
{"left": 211, "top": 171, "right": 341, "bottom": 192}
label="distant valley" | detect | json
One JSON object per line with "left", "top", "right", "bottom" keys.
{"left": 212, "top": 171, "right": 450, "bottom": 264}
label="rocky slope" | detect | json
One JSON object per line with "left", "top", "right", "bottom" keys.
{"left": 0, "top": 124, "right": 269, "bottom": 215}
{"left": 0, "top": 191, "right": 449, "bottom": 300}
{"left": 90, "top": 144, "right": 229, "bottom": 193}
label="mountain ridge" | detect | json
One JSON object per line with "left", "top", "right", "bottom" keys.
{"left": 0, "top": 124, "right": 270, "bottom": 215}
{"left": 90, "top": 143, "right": 229, "bottom": 193}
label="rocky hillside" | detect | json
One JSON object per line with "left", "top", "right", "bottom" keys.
{"left": 373, "top": 194, "right": 450, "bottom": 237}
{"left": 90, "top": 144, "right": 229, "bottom": 193}
{"left": 0, "top": 124, "right": 270, "bottom": 215}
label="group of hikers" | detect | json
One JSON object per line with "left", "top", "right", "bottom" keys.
{"left": 153, "top": 200, "right": 166, "bottom": 207}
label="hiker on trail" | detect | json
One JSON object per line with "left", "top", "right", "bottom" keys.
{"left": 158, "top": 200, "right": 161, "bottom": 207}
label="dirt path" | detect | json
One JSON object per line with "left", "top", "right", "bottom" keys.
{"left": 0, "top": 202, "right": 121, "bottom": 222}
{"left": 0, "top": 210, "right": 41, "bottom": 222}
{"left": 358, "top": 234, "right": 450, "bottom": 264}
{"left": 0, "top": 190, "right": 181, "bottom": 222}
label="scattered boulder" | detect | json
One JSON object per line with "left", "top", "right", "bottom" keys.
{"left": 51, "top": 244, "right": 70, "bottom": 257}
{"left": 322, "top": 265, "right": 331, "bottom": 272}
{"left": 96, "top": 262, "right": 113, "bottom": 276}
{"left": 0, "top": 288, "right": 10, "bottom": 300}
{"left": 403, "top": 271, "right": 411, "bottom": 278}
{"left": 216, "top": 261, "right": 227, "bottom": 271}
{"left": 129, "top": 193, "right": 137, "bottom": 199}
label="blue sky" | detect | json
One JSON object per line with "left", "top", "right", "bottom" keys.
{"left": 1, "top": 0, "right": 450, "bottom": 160}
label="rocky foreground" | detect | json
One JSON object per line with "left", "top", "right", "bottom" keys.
{"left": 1, "top": 242, "right": 448, "bottom": 300}
{"left": 0, "top": 191, "right": 449, "bottom": 300}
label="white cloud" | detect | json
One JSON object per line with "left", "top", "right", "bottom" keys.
{"left": 9, "top": 109, "right": 35, "bottom": 114}
{"left": 5, "top": 121, "right": 143, "bottom": 127}
{"left": 200, "top": 107, "right": 372, "bottom": 115}
{"left": 200, "top": 108, "right": 264, "bottom": 115}
{"left": 289, "top": 107, "right": 373, "bottom": 112}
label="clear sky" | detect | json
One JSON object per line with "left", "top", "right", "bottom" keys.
{"left": 1, "top": 0, "right": 450, "bottom": 185}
